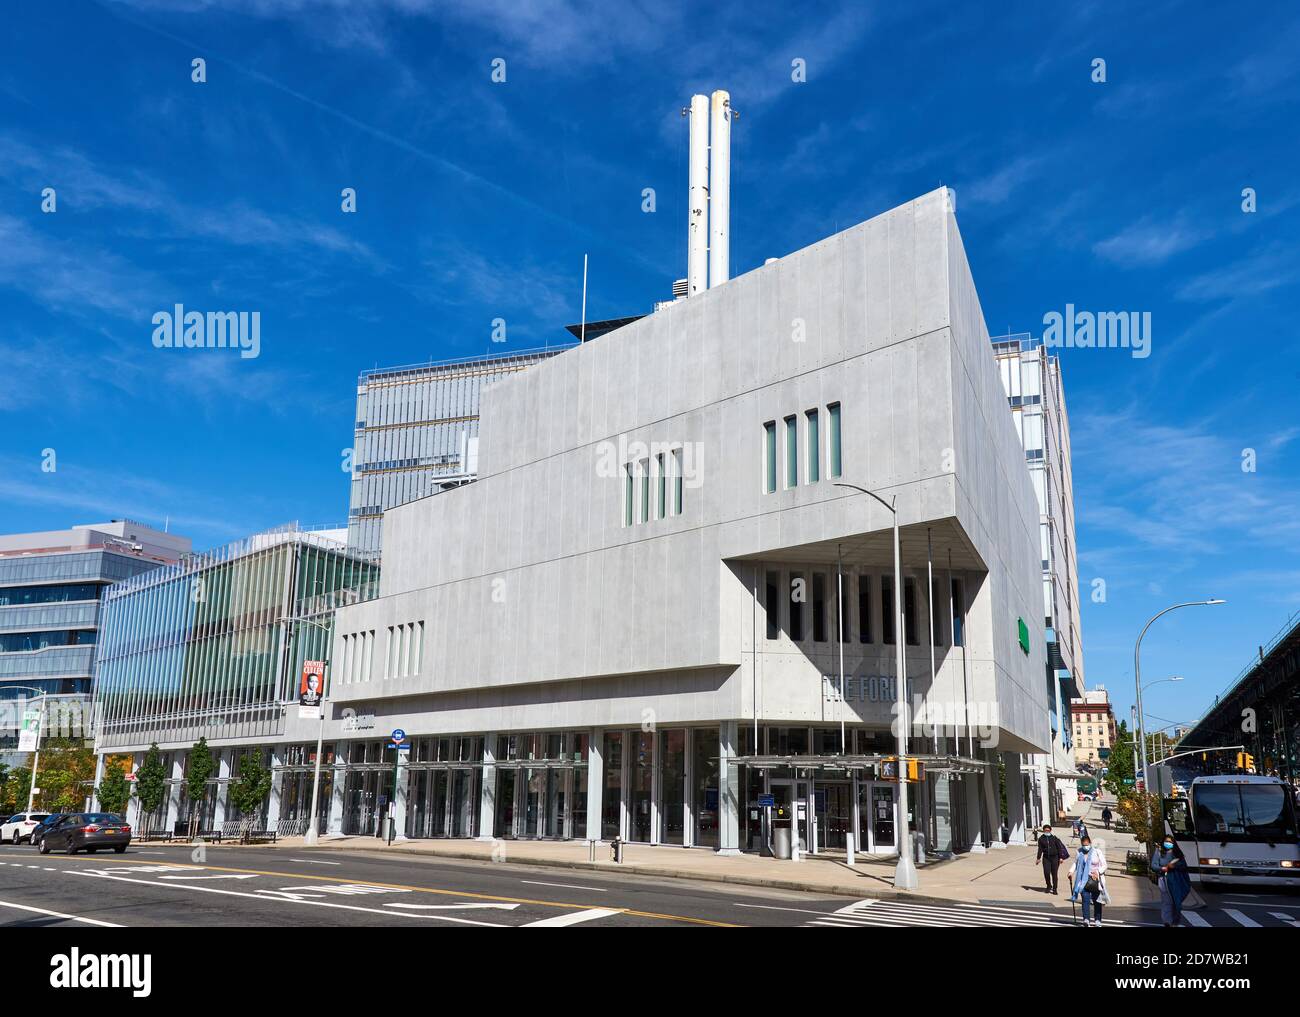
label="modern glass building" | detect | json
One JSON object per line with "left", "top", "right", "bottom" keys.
{"left": 0, "top": 520, "right": 189, "bottom": 761}
{"left": 347, "top": 348, "right": 567, "bottom": 556}
{"left": 91, "top": 524, "right": 377, "bottom": 834}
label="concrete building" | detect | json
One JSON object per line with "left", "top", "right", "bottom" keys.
{"left": 993, "top": 336, "right": 1085, "bottom": 820}
{"left": 346, "top": 349, "right": 566, "bottom": 556}
{"left": 317, "top": 187, "right": 1053, "bottom": 856}
{"left": 0, "top": 520, "right": 189, "bottom": 763}
{"left": 1070, "top": 687, "right": 1117, "bottom": 768}
{"left": 90, "top": 524, "right": 376, "bottom": 835}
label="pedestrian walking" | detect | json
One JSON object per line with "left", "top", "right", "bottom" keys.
{"left": 1069, "top": 835, "right": 1109, "bottom": 927}
{"left": 1151, "top": 836, "right": 1191, "bottom": 927}
{"left": 1035, "top": 824, "right": 1068, "bottom": 894}
{"left": 1101, "top": 806, "right": 1112, "bottom": 831}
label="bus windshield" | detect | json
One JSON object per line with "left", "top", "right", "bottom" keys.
{"left": 1193, "top": 783, "right": 1298, "bottom": 841}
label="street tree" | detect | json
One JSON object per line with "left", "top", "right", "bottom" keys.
{"left": 185, "top": 737, "right": 215, "bottom": 838}
{"left": 226, "top": 752, "right": 273, "bottom": 842}
{"left": 135, "top": 743, "right": 168, "bottom": 838}
{"left": 97, "top": 759, "right": 132, "bottom": 817}
{"left": 35, "top": 739, "right": 96, "bottom": 812}
{"left": 1102, "top": 720, "right": 1135, "bottom": 798}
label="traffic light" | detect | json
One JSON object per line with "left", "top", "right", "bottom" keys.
{"left": 1235, "top": 752, "right": 1256, "bottom": 773}
{"left": 879, "top": 757, "right": 924, "bottom": 782}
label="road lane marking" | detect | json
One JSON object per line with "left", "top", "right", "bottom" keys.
{"left": 382, "top": 910, "right": 520, "bottom": 915}
{"left": 69, "top": 870, "right": 506, "bottom": 926}
{"left": 1224, "top": 908, "right": 1261, "bottom": 927}
{"left": 158, "top": 874, "right": 260, "bottom": 880}
{"left": 0, "top": 898, "right": 123, "bottom": 927}
{"left": 1182, "top": 911, "right": 1211, "bottom": 927}
{"left": 57, "top": 855, "right": 740, "bottom": 927}
{"left": 290, "top": 858, "right": 341, "bottom": 865}
{"left": 524, "top": 908, "right": 621, "bottom": 927}
{"left": 520, "top": 880, "right": 608, "bottom": 893}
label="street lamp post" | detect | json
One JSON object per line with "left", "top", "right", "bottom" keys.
{"left": 6, "top": 685, "right": 51, "bottom": 812}
{"left": 1135, "top": 601, "right": 1224, "bottom": 789}
{"left": 835, "top": 482, "right": 919, "bottom": 890}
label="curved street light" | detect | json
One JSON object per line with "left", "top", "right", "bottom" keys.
{"left": 1135, "top": 601, "right": 1224, "bottom": 787}
{"left": 834, "top": 482, "right": 919, "bottom": 890}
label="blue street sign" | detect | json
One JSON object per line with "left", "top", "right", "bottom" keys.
{"left": 758, "top": 794, "right": 775, "bottom": 808}
{"left": 391, "top": 728, "right": 406, "bottom": 744}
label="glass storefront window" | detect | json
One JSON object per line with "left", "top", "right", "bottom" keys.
{"left": 660, "top": 730, "right": 685, "bottom": 845}
{"left": 629, "top": 731, "right": 654, "bottom": 842}
{"left": 693, "top": 728, "right": 720, "bottom": 849}
{"left": 602, "top": 732, "right": 623, "bottom": 840}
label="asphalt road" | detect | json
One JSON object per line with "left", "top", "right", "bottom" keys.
{"left": 3, "top": 839, "right": 1292, "bottom": 927}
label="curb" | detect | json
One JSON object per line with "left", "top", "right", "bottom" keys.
{"left": 280, "top": 839, "right": 1077, "bottom": 912}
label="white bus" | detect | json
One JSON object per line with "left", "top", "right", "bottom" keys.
{"left": 1164, "top": 775, "right": 1300, "bottom": 887}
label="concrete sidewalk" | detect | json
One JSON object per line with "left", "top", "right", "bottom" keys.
{"left": 265, "top": 797, "right": 1162, "bottom": 913}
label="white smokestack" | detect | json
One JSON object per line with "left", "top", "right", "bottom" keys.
{"left": 687, "top": 94, "right": 710, "bottom": 297}
{"left": 708, "top": 89, "right": 731, "bottom": 288}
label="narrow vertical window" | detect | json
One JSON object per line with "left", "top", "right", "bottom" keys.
{"left": 656, "top": 452, "right": 666, "bottom": 519}
{"left": 881, "top": 576, "right": 895, "bottom": 645}
{"left": 857, "top": 574, "right": 872, "bottom": 643}
{"left": 784, "top": 416, "right": 798, "bottom": 488}
{"left": 624, "top": 464, "right": 633, "bottom": 527}
{"left": 931, "top": 577, "right": 945, "bottom": 646}
{"left": 789, "top": 571, "right": 805, "bottom": 641}
{"left": 950, "top": 578, "right": 965, "bottom": 648}
{"left": 806, "top": 409, "right": 820, "bottom": 483}
{"left": 828, "top": 402, "right": 842, "bottom": 477}
{"left": 764, "top": 570, "right": 781, "bottom": 640}
{"left": 763, "top": 422, "right": 777, "bottom": 494}
{"left": 812, "top": 573, "right": 827, "bottom": 642}
{"left": 640, "top": 459, "right": 650, "bottom": 523}
{"left": 673, "top": 447, "right": 684, "bottom": 515}
{"left": 838, "top": 573, "right": 849, "bottom": 643}
{"left": 904, "top": 578, "right": 919, "bottom": 645}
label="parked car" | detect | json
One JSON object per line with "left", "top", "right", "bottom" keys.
{"left": 36, "top": 813, "right": 131, "bottom": 855}
{"left": 0, "top": 812, "right": 50, "bottom": 844}
{"left": 29, "top": 813, "right": 66, "bottom": 846}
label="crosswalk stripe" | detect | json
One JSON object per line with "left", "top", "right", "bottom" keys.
{"left": 523, "top": 908, "right": 621, "bottom": 927}
{"left": 839, "top": 901, "right": 1072, "bottom": 926}
{"left": 1223, "top": 909, "right": 1261, "bottom": 928}
{"left": 1270, "top": 912, "right": 1300, "bottom": 926}
{"left": 1182, "top": 911, "right": 1211, "bottom": 927}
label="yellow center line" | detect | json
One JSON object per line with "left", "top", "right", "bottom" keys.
{"left": 55, "top": 854, "right": 742, "bottom": 927}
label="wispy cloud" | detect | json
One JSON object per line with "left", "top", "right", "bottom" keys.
{"left": 1092, "top": 215, "right": 1206, "bottom": 267}
{"left": 1175, "top": 243, "right": 1300, "bottom": 302}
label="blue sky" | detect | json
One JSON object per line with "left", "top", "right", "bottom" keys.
{"left": 2, "top": 1, "right": 1298, "bottom": 729}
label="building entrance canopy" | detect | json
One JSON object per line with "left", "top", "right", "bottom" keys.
{"left": 731, "top": 753, "right": 988, "bottom": 776}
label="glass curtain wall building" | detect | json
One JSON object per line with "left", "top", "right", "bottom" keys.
{"left": 94, "top": 525, "right": 378, "bottom": 750}
{"left": 347, "top": 348, "right": 568, "bottom": 556}
{"left": 0, "top": 521, "right": 189, "bottom": 762}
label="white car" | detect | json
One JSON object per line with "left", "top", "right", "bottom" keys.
{"left": 1, "top": 812, "right": 51, "bottom": 845}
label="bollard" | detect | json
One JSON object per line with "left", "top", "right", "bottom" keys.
{"left": 846, "top": 832, "right": 855, "bottom": 867}
{"left": 587, "top": 839, "right": 596, "bottom": 862}
{"left": 611, "top": 837, "right": 624, "bottom": 864}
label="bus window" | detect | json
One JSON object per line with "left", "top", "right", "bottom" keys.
{"left": 1164, "top": 798, "right": 1193, "bottom": 836}
{"left": 1194, "top": 784, "right": 1243, "bottom": 837}
{"left": 1241, "top": 785, "right": 1296, "bottom": 839}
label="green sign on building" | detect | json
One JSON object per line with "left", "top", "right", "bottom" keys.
{"left": 1017, "top": 617, "right": 1030, "bottom": 655}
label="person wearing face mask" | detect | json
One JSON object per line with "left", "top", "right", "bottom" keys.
{"left": 1069, "top": 835, "right": 1109, "bottom": 926}
{"left": 1151, "top": 835, "right": 1191, "bottom": 927}
{"left": 1035, "top": 824, "right": 1068, "bottom": 894}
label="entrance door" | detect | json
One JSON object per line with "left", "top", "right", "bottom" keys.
{"left": 816, "top": 783, "right": 851, "bottom": 852}
{"left": 865, "top": 783, "right": 897, "bottom": 853}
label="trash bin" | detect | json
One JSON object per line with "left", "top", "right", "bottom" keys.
{"left": 773, "top": 826, "right": 792, "bottom": 860}
{"left": 912, "top": 830, "right": 927, "bottom": 865}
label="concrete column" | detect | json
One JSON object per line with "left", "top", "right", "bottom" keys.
{"left": 1003, "top": 752, "right": 1027, "bottom": 845}
{"left": 585, "top": 728, "right": 603, "bottom": 841}
{"left": 164, "top": 754, "right": 185, "bottom": 835}
{"left": 932, "top": 774, "right": 955, "bottom": 855}
{"left": 982, "top": 749, "right": 1004, "bottom": 849}
{"left": 326, "top": 741, "right": 348, "bottom": 836}
{"left": 90, "top": 753, "right": 106, "bottom": 812}
{"left": 212, "top": 750, "right": 232, "bottom": 829}
{"left": 477, "top": 732, "right": 497, "bottom": 841}
{"left": 718, "top": 721, "right": 740, "bottom": 855}
{"left": 964, "top": 773, "right": 986, "bottom": 852}
{"left": 265, "top": 744, "right": 284, "bottom": 833}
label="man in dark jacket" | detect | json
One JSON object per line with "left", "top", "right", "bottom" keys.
{"left": 1101, "top": 806, "right": 1113, "bottom": 830}
{"left": 1035, "top": 824, "right": 1067, "bottom": 894}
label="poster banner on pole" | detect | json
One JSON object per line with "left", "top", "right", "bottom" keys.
{"left": 298, "top": 660, "right": 325, "bottom": 719}
{"left": 17, "top": 708, "right": 41, "bottom": 752}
